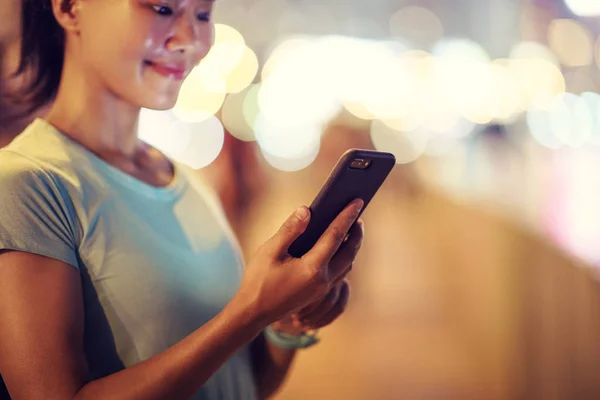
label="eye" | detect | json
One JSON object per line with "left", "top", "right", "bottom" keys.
{"left": 152, "top": 4, "right": 173, "bottom": 16}
{"left": 197, "top": 12, "right": 212, "bottom": 22}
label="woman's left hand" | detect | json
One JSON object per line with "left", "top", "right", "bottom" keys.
{"left": 268, "top": 280, "right": 351, "bottom": 334}
{"left": 294, "top": 279, "right": 351, "bottom": 329}
{"left": 270, "top": 218, "right": 362, "bottom": 334}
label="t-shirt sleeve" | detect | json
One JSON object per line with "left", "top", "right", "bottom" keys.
{"left": 0, "top": 152, "right": 80, "bottom": 269}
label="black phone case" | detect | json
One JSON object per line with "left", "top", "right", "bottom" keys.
{"left": 287, "top": 149, "right": 396, "bottom": 258}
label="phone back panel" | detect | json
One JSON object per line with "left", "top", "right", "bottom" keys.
{"left": 288, "top": 149, "right": 395, "bottom": 258}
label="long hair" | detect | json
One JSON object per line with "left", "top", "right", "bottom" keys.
{"left": 15, "top": 0, "right": 68, "bottom": 114}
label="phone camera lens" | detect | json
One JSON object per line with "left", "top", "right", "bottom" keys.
{"left": 350, "top": 158, "right": 371, "bottom": 169}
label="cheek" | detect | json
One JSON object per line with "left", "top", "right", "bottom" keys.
{"left": 194, "top": 28, "right": 216, "bottom": 63}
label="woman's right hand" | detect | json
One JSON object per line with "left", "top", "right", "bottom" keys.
{"left": 233, "top": 199, "right": 364, "bottom": 327}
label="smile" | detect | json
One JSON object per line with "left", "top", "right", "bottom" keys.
{"left": 144, "top": 60, "right": 186, "bottom": 81}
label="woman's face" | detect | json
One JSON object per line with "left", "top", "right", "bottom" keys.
{"left": 73, "top": 0, "right": 214, "bottom": 110}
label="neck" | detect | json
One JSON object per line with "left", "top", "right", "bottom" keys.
{"left": 45, "top": 52, "right": 143, "bottom": 161}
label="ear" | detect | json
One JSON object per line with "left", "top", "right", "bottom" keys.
{"left": 51, "top": 0, "right": 82, "bottom": 33}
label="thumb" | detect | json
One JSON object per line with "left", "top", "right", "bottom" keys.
{"left": 267, "top": 206, "right": 311, "bottom": 258}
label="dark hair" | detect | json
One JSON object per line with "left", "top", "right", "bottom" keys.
{"left": 16, "top": 0, "right": 69, "bottom": 113}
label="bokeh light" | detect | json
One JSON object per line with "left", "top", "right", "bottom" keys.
{"left": 565, "top": 0, "right": 600, "bottom": 17}
{"left": 509, "top": 41, "right": 559, "bottom": 66}
{"left": 486, "top": 61, "right": 522, "bottom": 122}
{"left": 258, "top": 41, "right": 341, "bottom": 128}
{"left": 432, "top": 39, "right": 493, "bottom": 124}
{"left": 526, "top": 93, "right": 593, "bottom": 149}
{"left": 509, "top": 58, "right": 566, "bottom": 111}
{"left": 221, "top": 46, "right": 259, "bottom": 93}
{"left": 564, "top": 67, "right": 596, "bottom": 94}
{"left": 214, "top": 23, "right": 245, "bottom": 45}
{"left": 221, "top": 84, "right": 259, "bottom": 142}
{"left": 526, "top": 99, "right": 563, "bottom": 150}
{"left": 261, "top": 36, "right": 315, "bottom": 81}
{"left": 389, "top": 6, "right": 444, "bottom": 48}
{"left": 580, "top": 92, "right": 600, "bottom": 146}
{"left": 260, "top": 140, "right": 321, "bottom": 172}
{"left": 173, "top": 66, "right": 227, "bottom": 123}
{"left": 370, "top": 119, "right": 429, "bottom": 164}
{"left": 254, "top": 113, "right": 323, "bottom": 161}
{"left": 138, "top": 109, "right": 192, "bottom": 158}
{"left": 177, "top": 116, "right": 225, "bottom": 169}
{"left": 593, "top": 36, "right": 600, "bottom": 71}
{"left": 547, "top": 19, "right": 594, "bottom": 67}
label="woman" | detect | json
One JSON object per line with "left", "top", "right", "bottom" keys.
{"left": 0, "top": 0, "right": 364, "bottom": 399}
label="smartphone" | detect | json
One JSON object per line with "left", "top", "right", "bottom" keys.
{"left": 287, "top": 149, "right": 396, "bottom": 258}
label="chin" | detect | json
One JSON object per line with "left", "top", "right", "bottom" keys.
{"left": 141, "top": 96, "right": 179, "bottom": 111}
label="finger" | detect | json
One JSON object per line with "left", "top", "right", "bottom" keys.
{"left": 328, "top": 221, "right": 363, "bottom": 282}
{"left": 297, "top": 283, "right": 341, "bottom": 322}
{"left": 331, "top": 262, "right": 353, "bottom": 287}
{"left": 310, "top": 281, "right": 351, "bottom": 329}
{"left": 266, "top": 206, "right": 311, "bottom": 258}
{"left": 306, "top": 199, "right": 364, "bottom": 266}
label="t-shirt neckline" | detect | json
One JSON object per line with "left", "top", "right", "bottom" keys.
{"left": 35, "top": 118, "right": 188, "bottom": 201}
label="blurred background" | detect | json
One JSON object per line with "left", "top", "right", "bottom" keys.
{"left": 6, "top": 0, "right": 600, "bottom": 398}
{"left": 136, "top": 0, "right": 600, "bottom": 399}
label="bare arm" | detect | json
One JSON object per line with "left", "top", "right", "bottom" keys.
{"left": 0, "top": 250, "right": 263, "bottom": 400}
{"left": 251, "top": 333, "right": 297, "bottom": 400}
{"left": 0, "top": 200, "right": 363, "bottom": 400}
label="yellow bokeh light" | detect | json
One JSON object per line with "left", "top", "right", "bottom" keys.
{"left": 343, "top": 101, "right": 377, "bottom": 120}
{"left": 509, "top": 58, "right": 566, "bottom": 111}
{"left": 261, "top": 36, "right": 315, "bottom": 81}
{"left": 509, "top": 41, "right": 558, "bottom": 66}
{"left": 485, "top": 62, "right": 522, "bottom": 121}
{"left": 258, "top": 60, "right": 340, "bottom": 128}
{"left": 593, "top": 37, "right": 600, "bottom": 71}
{"left": 221, "top": 85, "right": 259, "bottom": 142}
{"left": 242, "top": 84, "right": 261, "bottom": 136}
{"left": 548, "top": 19, "right": 594, "bottom": 67}
{"left": 223, "top": 46, "right": 259, "bottom": 93}
{"left": 214, "top": 24, "right": 245, "bottom": 45}
{"left": 370, "top": 119, "right": 428, "bottom": 164}
{"left": 432, "top": 40, "right": 494, "bottom": 124}
{"left": 173, "top": 67, "right": 226, "bottom": 123}
{"left": 200, "top": 42, "right": 247, "bottom": 77}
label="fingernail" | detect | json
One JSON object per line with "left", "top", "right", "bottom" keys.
{"left": 295, "top": 206, "right": 309, "bottom": 221}
{"left": 356, "top": 199, "right": 364, "bottom": 210}
{"left": 354, "top": 199, "right": 364, "bottom": 216}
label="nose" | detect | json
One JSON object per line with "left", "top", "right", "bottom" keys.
{"left": 165, "top": 14, "right": 212, "bottom": 59}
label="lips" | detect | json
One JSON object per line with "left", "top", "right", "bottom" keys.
{"left": 144, "top": 60, "right": 186, "bottom": 80}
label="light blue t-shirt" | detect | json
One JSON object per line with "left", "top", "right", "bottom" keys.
{"left": 0, "top": 119, "right": 257, "bottom": 400}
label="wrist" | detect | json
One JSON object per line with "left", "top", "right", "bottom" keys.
{"left": 223, "top": 295, "right": 269, "bottom": 340}
{"left": 264, "top": 325, "right": 320, "bottom": 349}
